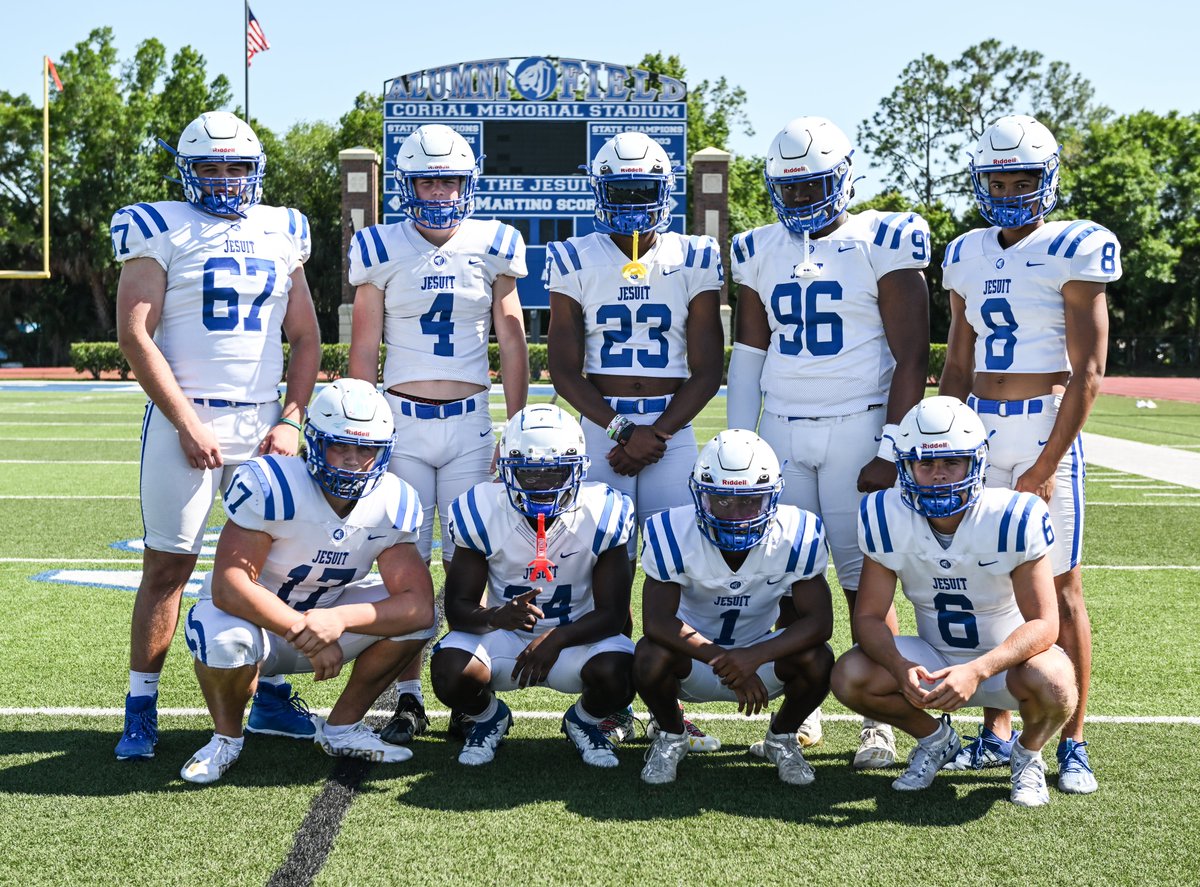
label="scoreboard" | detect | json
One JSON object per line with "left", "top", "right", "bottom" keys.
{"left": 383, "top": 57, "right": 688, "bottom": 309}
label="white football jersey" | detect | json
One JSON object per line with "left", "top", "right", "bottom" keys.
{"left": 858, "top": 487, "right": 1053, "bottom": 659}
{"left": 348, "top": 218, "right": 527, "bottom": 390}
{"left": 447, "top": 481, "right": 635, "bottom": 635}
{"left": 942, "top": 220, "right": 1122, "bottom": 374}
{"left": 641, "top": 504, "right": 828, "bottom": 649}
{"left": 199, "top": 456, "right": 422, "bottom": 610}
{"left": 546, "top": 231, "right": 723, "bottom": 378}
{"left": 110, "top": 201, "right": 311, "bottom": 403}
{"left": 731, "top": 211, "right": 931, "bottom": 416}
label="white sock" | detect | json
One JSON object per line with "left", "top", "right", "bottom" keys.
{"left": 129, "top": 671, "right": 160, "bottom": 698}
{"left": 257, "top": 674, "right": 286, "bottom": 688}
{"left": 918, "top": 719, "right": 950, "bottom": 749}
{"left": 322, "top": 721, "right": 359, "bottom": 739}
{"left": 470, "top": 696, "right": 498, "bottom": 724}
{"left": 1011, "top": 738, "right": 1039, "bottom": 761}
{"left": 396, "top": 681, "right": 423, "bottom": 702}
{"left": 214, "top": 732, "right": 244, "bottom": 751}
{"left": 574, "top": 701, "right": 604, "bottom": 725}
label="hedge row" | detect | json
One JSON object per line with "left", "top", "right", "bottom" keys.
{"left": 70, "top": 341, "right": 947, "bottom": 386}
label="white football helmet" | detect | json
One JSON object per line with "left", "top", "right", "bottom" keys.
{"left": 304, "top": 380, "right": 395, "bottom": 500}
{"left": 969, "top": 115, "right": 1060, "bottom": 228}
{"left": 764, "top": 117, "right": 854, "bottom": 234}
{"left": 159, "top": 111, "right": 265, "bottom": 217}
{"left": 587, "top": 131, "right": 678, "bottom": 235}
{"left": 395, "top": 124, "right": 481, "bottom": 229}
{"left": 690, "top": 430, "right": 784, "bottom": 551}
{"left": 498, "top": 405, "right": 590, "bottom": 519}
{"left": 894, "top": 396, "right": 988, "bottom": 518}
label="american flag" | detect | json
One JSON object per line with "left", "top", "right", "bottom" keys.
{"left": 246, "top": 8, "right": 271, "bottom": 66}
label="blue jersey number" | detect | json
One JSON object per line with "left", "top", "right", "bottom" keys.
{"left": 933, "top": 592, "right": 979, "bottom": 650}
{"left": 420, "top": 292, "right": 455, "bottom": 357}
{"left": 980, "top": 297, "right": 1018, "bottom": 370}
{"left": 202, "top": 257, "right": 278, "bottom": 332}
{"left": 713, "top": 608, "right": 741, "bottom": 646}
{"left": 596, "top": 303, "right": 671, "bottom": 369}
{"left": 769, "top": 281, "right": 844, "bottom": 356}
{"left": 503, "top": 584, "right": 573, "bottom": 626}
{"left": 276, "top": 566, "right": 357, "bottom": 613}
{"left": 224, "top": 480, "right": 253, "bottom": 515}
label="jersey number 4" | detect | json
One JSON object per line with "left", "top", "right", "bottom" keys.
{"left": 202, "top": 257, "right": 278, "bottom": 332}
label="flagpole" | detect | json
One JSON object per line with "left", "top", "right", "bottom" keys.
{"left": 244, "top": 1, "right": 250, "bottom": 120}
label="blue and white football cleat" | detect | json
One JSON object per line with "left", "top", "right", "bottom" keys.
{"left": 115, "top": 693, "right": 159, "bottom": 760}
{"left": 562, "top": 705, "right": 619, "bottom": 768}
{"left": 246, "top": 681, "right": 317, "bottom": 739}
{"left": 943, "top": 727, "right": 1019, "bottom": 770}
{"left": 458, "top": 700, "right": 513, "bottom": 766}
{"left": 1057, "top": 739, "right": 1098, "bottom": 794}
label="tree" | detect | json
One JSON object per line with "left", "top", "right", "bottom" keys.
{"left": 859, "top": 41, "right": 1105, "bottom": 210}
{"left": 0, "top": 29, "right": 229, "bottom": 363}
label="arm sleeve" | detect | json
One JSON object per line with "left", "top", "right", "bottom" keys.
{"left": 726, "top": 342, "right": 766, "bottom": 431}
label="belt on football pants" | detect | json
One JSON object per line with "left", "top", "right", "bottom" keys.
{"left": 395, "top": 397, "right": 478, "bottom": 419}
{"left": 606, "top": 395, "right": 670, "bottom": 415}
{"left": 967, "top": 395, "right": 1044, "bottom": 417}
{"left": 192, "top": 398, "right": 258, "bottom": 408}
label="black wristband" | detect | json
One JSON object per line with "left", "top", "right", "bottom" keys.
{"left": 615, "top": 422, "right": 636, "bottom": 446}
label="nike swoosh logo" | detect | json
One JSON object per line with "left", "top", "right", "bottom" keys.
{"left": 480, "top": 428, "right": 494, "bottom": 437}
{"left": 838, "top": 245, "right": 855, "bottom": 252}
{"left": 469, "top": 258, "right": 484, "bottom": 265}
{"left": 560, "top": 551, "right": 579, "bottom": 559}
{"left": 978, "top": 560, "right": 998, "bottom": 567}
{"left": 1037, "top": 439, "right": 1049, "bottom": 446}
{"left": 662, "top": 268, "right": 682, "bottom": 275}
{"left": 1026, "top": 261, "right": 1045, "bottom": 267}
{"left": 873, "top": 435, "right": 883, "bottom": 443}
{"left": 766, "top": 577, "right": 784, "bottom": 585}
{"left": 368, "top": 533, "right": 388, "bottom": 541}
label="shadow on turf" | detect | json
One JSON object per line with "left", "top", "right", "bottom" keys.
{"left": 370, "top": 735, "right": 1010, "bottom": 827}
{"left": 0, "top": 728, "right": 384, "bottom": 795}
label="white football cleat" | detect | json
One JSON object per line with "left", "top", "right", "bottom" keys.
{"left": 317, "top": 720, "right": 413, "bottom": 763}
{"left": 762, "top": 729, "right": 815, "bottom": 786}
{"left": 853, "top": 721, "right": 897, "bottom": 770}
{"left": 641, "top": 731, "right": 689, "bottom": 785}
{"left": 180, "top": 735, "right": 242, "bottom": 785}
{"left": 1010, "top": 744, "right": 1050, "bottom": 808}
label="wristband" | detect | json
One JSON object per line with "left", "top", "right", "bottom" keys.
{"left": 606, "top": 414, "right": 634, "bottom": 442}
{"left": 877, "top": 423, "right": 900, "bottom": 461}
{"left": 277, "top": 417, "right": 303, "bottom": 433}
{"left": 615, "top": 421, "right": 636, "bottom": 446}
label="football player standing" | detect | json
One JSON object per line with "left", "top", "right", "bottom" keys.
{"left": 940, "top": 115, "right": 1118, "bottom": 794}
{"left": 347, "top": 124, "right": 529, "bottom": 745}
{"left": 179, "top": 380, "right": 436, "bottom": 783}
{"left": 113, "top": 111, "right": 320, "bottom": 761}
{"left": 831, "top": 396, "right": 1077, "bottom": 807}
{"left": 546, "top": 130, "right": 725, "bottom": 750}
{"left": 727, "top": 117, "right": 931, "bottom": 767}
{"left": 430, "top": 405, "right": 637, "bottom": 769}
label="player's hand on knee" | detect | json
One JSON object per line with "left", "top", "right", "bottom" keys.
{"left": 710, "top": 648, "right": 761, "bottom": 687}
{"left": 287, "top": 610, "right": 346, "bottom": 655}
{"left": 857, "top": 457, "right": 898, "bottom": 493}
{"left": 309, "top": 644, "right": 344, "bottom": 681}
{"left": 511, "top": 632, "right": 559, "bottom": 688}
{"left": 920, "top": 663, "right": 980, "bottom": 712}
{"left": 895, "top": 662, "right": 933, "bottom": 709}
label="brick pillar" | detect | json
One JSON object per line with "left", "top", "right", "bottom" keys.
{"left": 691, "top": 147, "right": 731, "bottom": 343}
{"left": 338, "top": 147, "right": 380, "bottom": 343}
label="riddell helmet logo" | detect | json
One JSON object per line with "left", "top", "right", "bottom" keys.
{"left": 619, "top": 166, "right": 645, "bottom": 172}
{"left": 991, "top": 157, "right": 1019, "bottom": 165}
{"left": 920, "top": 442, "right": 950, "bottom": 450}
{"left": 213, "top": 148, "right": 235, "bottom": 153}
{"left": 782, "top": 166, "right": 810, "bottom": 173}
{"left": 345, "top": 428, "right": 370, "bottom": 437}
{"left": 723, "top": 479, "right": 749, "bottom": 485}
{"left": 427, "top": 164, "right": 450, "bottom": 169}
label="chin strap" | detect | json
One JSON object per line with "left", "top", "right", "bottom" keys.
{"left": 621, "top": 229, "right": 649, "bottom": 282}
